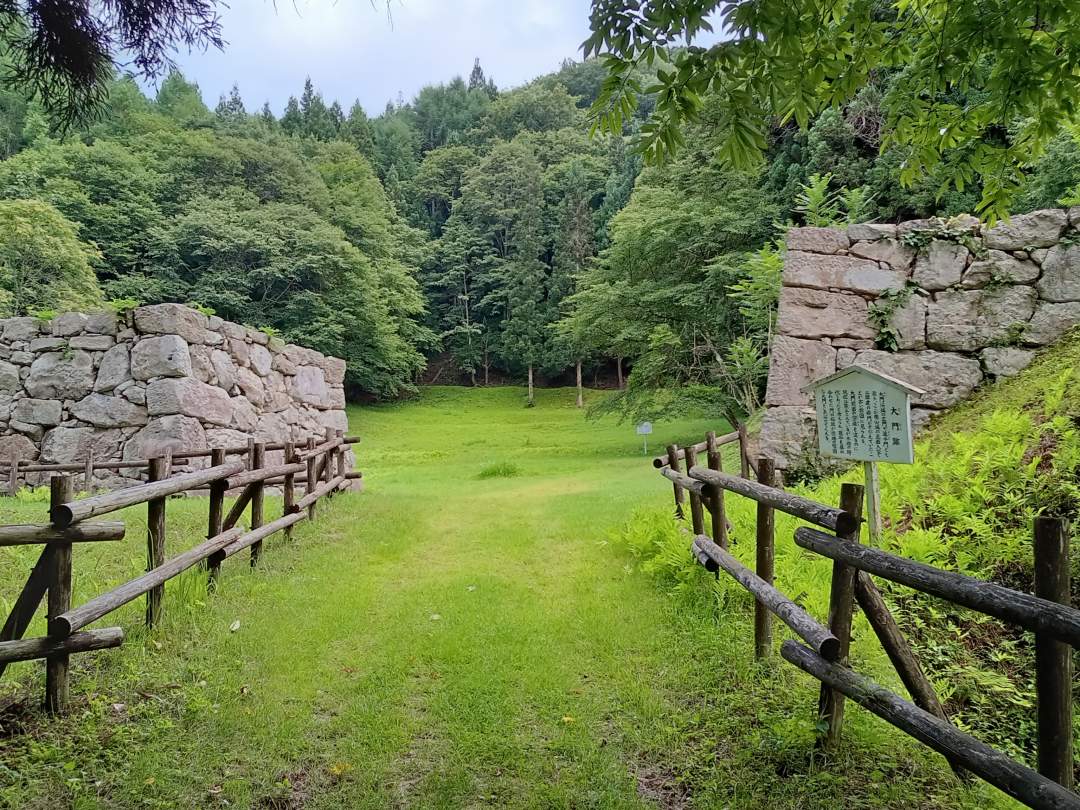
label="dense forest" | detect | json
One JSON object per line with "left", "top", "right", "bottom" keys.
{"left": 2, "top": 56, "right": 1080, "bottom": 414}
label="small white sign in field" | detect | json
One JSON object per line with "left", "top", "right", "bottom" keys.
{"left": 636, "top": 422, "right": 652, "bottom": 454}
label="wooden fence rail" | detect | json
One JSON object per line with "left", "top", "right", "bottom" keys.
{"left": 652, "top": 432, "right": 1078, "bottom": 809}
{"left": 0, "top": 430, "right": 360, "bottom": 713}
{"left": 0, "top": 435, "right": 361, "bottom": 496}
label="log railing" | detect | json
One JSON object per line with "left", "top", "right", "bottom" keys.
{"left": 0, "top": 430, "right": 360, "bottom": 713}
{"left": 0, "top": 435, "right": 361, "bottom": 496}
{"left": 654, "top": 436, "right": 1079, "bottom": 810}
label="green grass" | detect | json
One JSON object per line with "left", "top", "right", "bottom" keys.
{"left": 0, "top": 385, "right": 998, "bottom": 808}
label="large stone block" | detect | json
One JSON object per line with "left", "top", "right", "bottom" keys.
{"left": 133, "top": 303, "right": 209, "bottom": 344}
{"left": 211, "top": 349, "right": 237, "bottom": 390}
{"left": 189, "top": 345, "right": 214, "bottom": 384}
{"left": 131, "top": 335, "right": 192, "bottom": 380}
{"left": 1036, "top": 244, "right": 1080, "bottom": 302}
{"left": 3, "top": 317, "right": 40, "bottom": 341}
{"left": 25, "top": 350, "right": 95, "bottom": 399}
{"left": 70, "top": 393, "right": 148, "bottom": 428}
{"left": 926, "top": 287, "right": 1037, "bottom": 351}
{"left": 9, "top": 419, "right": 42, "bottom": 440}
{"left": 50, "top": 312, "right": 87, "bottom": 336}
{"left": 784, "top": 251, "right": 907, "bottom": 295}
{"left": 249, "top": 343, "right": 273, "bottom": 376}
{"left": 319, "top": 409, "right": 349, "bottom": 433}
{"left": 778, "top": 288, "right": 873, "bottom": 340}
{"left": 234, "top": 366, "right": 266, "bottom": 405}
{"left": 254, "top": 412, "right": 291, "bottom": 443}
{"left": 28, "top": 337, "right": 66, "bottom": 352}
{"left": 892, "top": 295, "right": 927, "bottom": 350}
{"left": 983, "top": 208, "right": 1067, "bottom": 250}
{"left": 40, "top": 426, "right": 122, "bottom": 463}
{"left": 0, "top": 433, "right": 38, "bottom": 461}
{"left": 852, "top": 350, "right": 983, "bottom": 408}
{"left": 146, "top": 377, "right": 233, "bottom": 426}
{"left": 847, "top": 223, "right": 896, "bottom": 242}
{"left": 94, "top": 344, "right": 131, "bottom": 392}
{"left": 84, "top": 310, "right": 118, "bottom": 335}
{"left": 230, "top": 396, "right": 258, "bottom": 431}
{"left": 1024, "top": 301, "right": 1080, "bottom": 346}
{"left": 289, "top": 365, "right": 330, "bottom": 408}
{"left": 759, "top": 406, "right": 818, "bottom": 469}
{"left": 69, "top": 334, "right": 114, "bottom": 351}
{"left": 228, "top": 337, "right": 249, "bottom": 368}
{"left": 786, "top": 226, "right": 849, "bottom": 253}
{"left": 0, "top": 359, "right": 18, "bottom": 393}
{"left": 981, "top": 347, "right": 1035, "bottom": 378}
{"left": 962, "top": 249, "right": 1040, "bottom": 289}
{"left": 272, "top": 354, "right": 296, "bottom": 376}
{"left": 206, "top": 428, "right": 250, "bottom": 449}
{"left": 322, "top": 357, "right": 346, "bottom": 385}
{"left": 12, "top": 397, "right": 61, "bottom": 426}
{"left": 912, "top": 240, "right": 968, "bottom": 291}
{"left": 849, "top": 238, "right": 915, "bottom": 270}
{"left": 124, "top": 415, "right": 207, "bottom": 461}
{"left": 764, "top": 336, "right": 836, "bottom": 406}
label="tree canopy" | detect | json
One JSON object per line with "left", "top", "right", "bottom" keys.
{"left": 586, "top": 0, "right": 1080, "bottom": 220}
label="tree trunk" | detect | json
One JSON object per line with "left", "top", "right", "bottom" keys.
{"left": 527, "top": 365, "right": 534, "bottom": 405}
{"left": 616, "top": 356, "right": 624, "bottom": 389}
{"left": 575, "top": 360, "right": 584, "bottom": 408}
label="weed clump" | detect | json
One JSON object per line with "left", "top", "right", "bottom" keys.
{"left": 477, "top": 461, "right": 521, "bottom": 479}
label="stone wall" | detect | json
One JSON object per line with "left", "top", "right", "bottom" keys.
{"left": 761, "top": 207, "right": 1080, "bottom": 469}
{"left": 0, "top": 303, "right": 348, "bottom": 487}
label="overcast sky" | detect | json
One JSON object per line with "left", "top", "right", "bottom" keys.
{"left": 157, "top": 0, "right": 606, "bottom": 115}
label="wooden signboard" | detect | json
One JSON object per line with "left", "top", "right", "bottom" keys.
{"left": 803, "top": 366, "right": 923, "bottom": 543}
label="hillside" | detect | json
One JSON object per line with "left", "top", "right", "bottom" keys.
{"left": 618, "top": 328, "right": 1080, "bottom": 804}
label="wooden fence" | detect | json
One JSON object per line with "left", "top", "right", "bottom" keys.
{"left": 0, "top": 429, "right": 362, "bottom": 714}
{"left": 656, "top": 431, "right": 1079, "bottom": 810}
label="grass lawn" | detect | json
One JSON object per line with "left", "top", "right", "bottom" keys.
{"left": 0, "top": 386, "right": 1004, "bottom": 808}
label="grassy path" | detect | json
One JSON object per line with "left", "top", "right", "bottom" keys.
{"left": 0, "top": 386, "right": 995, "bottom": 808}
{"left": 0, "top": 387, "right": 721, "bottom": 808}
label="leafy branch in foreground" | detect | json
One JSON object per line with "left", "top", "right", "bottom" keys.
{"left": 585, "top": 0, "right": 1080, "bottom": 221}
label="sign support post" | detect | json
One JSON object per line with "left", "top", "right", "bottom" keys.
{"left": 864, "top": 460, "right": 882, "bottom": 546}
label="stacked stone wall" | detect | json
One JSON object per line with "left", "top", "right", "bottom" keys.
{"left": 0, "top": 303, "right": 348, "bottom": 487}
{"left": 761, "top": 207, "right": 1080, "bottom": 468}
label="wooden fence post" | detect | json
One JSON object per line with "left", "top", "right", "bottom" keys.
{"left": 246, "top": 438, "right": 255, "bottom": 471}
{"left": 305, "top": 436, "right": 317, "bottom": 521}
{"left": 737, "top": 423, "right": 751, "bottom": 479}
{"left": 754, "top": 457, "right": 775, "bottom": 659}
{"left": 705, "top": 431, "right": 728, "bottom": 549}
{"left": 1034, "top": 516, "right": 1073, "bottom": 790}
{"left": 83, "top": 449, "right": 94, "bottom": 494}
{"left": 145, "top": 453, "right": 170, "bottom": 628}
{"left": 684, "top": 445, "right": 706, "bottom": 536}
{"left": 323, "top": 428, "right": 334, "bottom": 497}
{"left": 666, "top": 444, "right": 686, "bottom": 520}
{"left": 335, "top": 430, "right": 346, "bottom": 482}
{"left": 207, "top": 447, "right": 226, "bottom": 588}
{"left": 45, "top": 474, "right": 73, "bottom": 713}
{"left": 283, "top": 441, "right": 296, "bottom": 541}
{"left": 818, "top": 481, "right": 864, "bottom": 749}
{"left": 249, "top": 443, "right": 265, "bottom": 567}
{"left": 8, "top": 457, "right": 19, "bottom": 496}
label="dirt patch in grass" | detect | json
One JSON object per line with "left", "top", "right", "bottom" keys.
{"left": 635, "top": 763, "right": 689, "bottom": 809}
